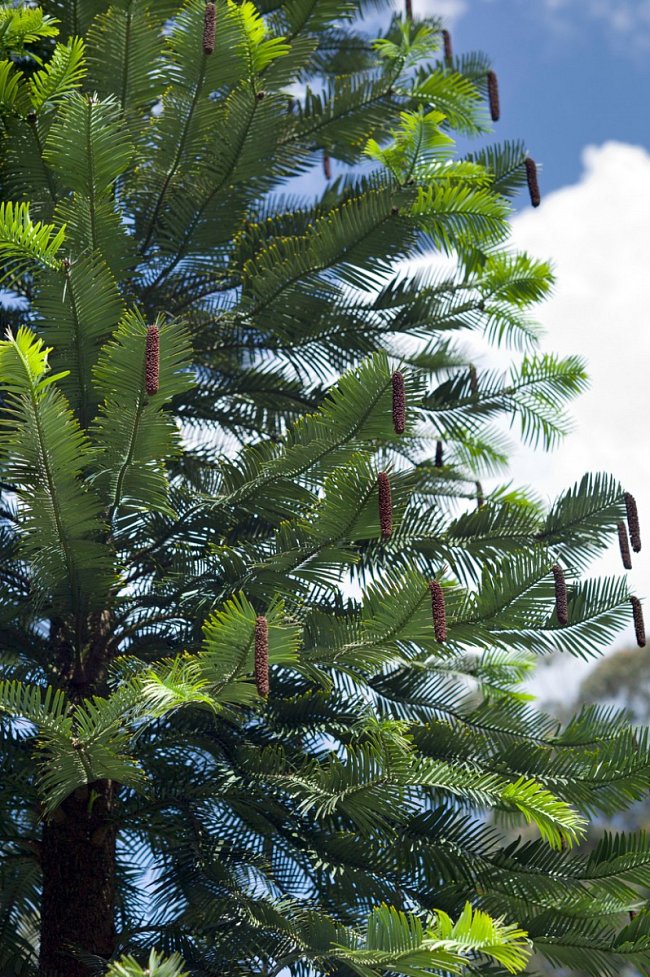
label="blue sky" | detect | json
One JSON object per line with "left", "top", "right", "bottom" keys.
{"left": 442, "top": 0, "right": 650, "bottom": 197}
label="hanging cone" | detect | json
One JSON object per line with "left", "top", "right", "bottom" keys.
{"left": 468, "top": 364, "right": 478, "bottom": 397}
{"left": 378, "top": 472, "right": 393, "bottom": 540}
{"left": 392, "top": 371, "right": 406, "bottom": 434}
{"left": 552, "top": 564, "right": 568, "bottom": 626}
{"left": 145, "top": 326, "right": 160, "bottom": 396}
{"left": 625, "top": 492, "right": 642, "bottom": 552}
{"left": 441, "top": 29, "right": 453, "bottom": 65}
{"left": 525, "top": 157, "right": 541, "bottom": 207}
{"left": 323, "top": 150, "right": 332, "bottom": 180}
{"left": 618, "top": 521, "right": 633, "bottom": 570}
{"left": 429, "top": 580, "right": 447, "bottom": 643}
{"left": 405, "top": 0, "right": 413, "bottom": 18}
{"left": 476, "top": 481, "right": 484, "bottom": 509}
{"left": 487, "top": 70, "right": 500, "bottom": 121}
{"left": 255, "top": 616, "right": 270, "bottom": 697}
{"left": 631, "top": 597, "right": 646, "bottom": 648}
{"left": 203, "top": 2, "right": 216, "bottom": 55}
{"left": 435, "top": 440, "right": 443, "bottom": 468}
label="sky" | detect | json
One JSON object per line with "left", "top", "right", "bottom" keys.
{"left": 407, "top": 0, "right": 650, "bottom": 703}
{"left": 413, "top": 0, "right": 650, "bottom": 196}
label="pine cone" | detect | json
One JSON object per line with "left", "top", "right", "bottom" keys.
{"left": 429, "top": 580, "right": 447, "bottom": 642}
{"left": 618, "top": 521, "right": 633, "bottom": 570}
{"left": 378, "top": 472, "right": 393, "bottom": 540}
{"left": 552, "top": 564, "right": 568, "bottom": 626}
{"left": 442, "top": 29, "right": 453, "bottom": 64}
{"left": 625, "top": 492, "right": 642, "bottom": 553}
{"left": 392, "top": 371, "right": 406, "bottom": 434}
{"left": 145, "top": 326, "right": 160, "bottom": 396}
{"left": 525, "top": 157, "right": 541, "bottom": 207}
{"left": 255, "top": 616, "right": 270, "bottom": 697}
{"left": 631, "top": 596, "right": 646, "bottom": 648}
{"left": 487, "top": 70, "right": 500, "bottom": 122}
{"left": 203, "top": 2, "right": 216, "bottom": 55}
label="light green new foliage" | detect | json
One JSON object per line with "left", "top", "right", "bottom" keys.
{"left": 0, "top": 2, "right": 648, "bottom": 977}
{"left": 106, "top": 950, "right": 189, "bottom": 977}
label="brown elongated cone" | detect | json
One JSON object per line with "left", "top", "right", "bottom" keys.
{"left": 145, "top": 325, "right": 160, "bottom": 396}
{"left": 476, "top": 481, "right": 484, "bottom": 509}
{"left": 525, "top": 157, "right": 541, "bottom": 207}
{"left": 429, "top": 580, "right": 447, "bottom": 643}
{"left": 435, "top": 440, "right": 443, "bottom": 468}
{"left": 442, "top": 28, "right": 453, "bottom": 64}
{"left": 625, "top": 492, "right": 642, "bottom": 552}
{"left": 552, "top": 564, "right": 568, "bottom": 626}
{"left": 378, "top": 472, "right": 393, "bottom": 539}
{"left": 618, "top": 521, "right": 633, "bottom": 570}
{"left": 392, "top": 371, "right": 405, "bottom": 434}
{"left": 469, "top": 364, "right": 478, "bottom": 397}
{"left": 487, "top": 70, "right": 500, "bottom": 121}
{"left": 203, "top": 2, "right": 216, "bottom": 55}
{"left": 405, "top": 0, "right": 413, "bottom": 17}
{"left": 255, "top": 616, "right": 270, "bottom": 697}
{"left": 323, "top": 150, "right": 332, "bottom": 180}
{"left": 631, "top": 596, "right": 646, "bottom": 648}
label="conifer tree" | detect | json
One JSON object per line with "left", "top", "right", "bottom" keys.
{"left": 1, "top": 3, "right": 649, "bottom": 977}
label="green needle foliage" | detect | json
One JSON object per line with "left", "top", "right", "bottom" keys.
{"left": 0, "top": 2, "right": 648, "bottom": 976}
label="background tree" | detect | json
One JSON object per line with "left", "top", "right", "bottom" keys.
{"left": 580, "top": 642, "right": 650, "bottom": 724}
{"left": 1, "top": 3, "right": 650, "bottom": 977}
{"left": 521, "top": 643, "right": 650, "bottom": 977}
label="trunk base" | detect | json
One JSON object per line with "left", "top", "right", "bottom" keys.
{"left": 39, "top": 780, "right": 116, "bottom": 977}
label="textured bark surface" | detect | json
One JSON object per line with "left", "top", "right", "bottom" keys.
{"left": 40, "top": 612, "right": 117, "bottom": 977}
{"left": 39, "top": 780, "right": 117, "bottom": 977}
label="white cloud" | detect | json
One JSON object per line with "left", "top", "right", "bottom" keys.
{"left": 390, "top": 0, "right": 468, "bottom": 25}
{"left": 504, "top": 142, "right": 650, "bottom": 702}
{"left": 541, "top": 0, "right": 650, "bottom": 43}
{"left": 414, "top": 0, "right": 468, "bottom": 22}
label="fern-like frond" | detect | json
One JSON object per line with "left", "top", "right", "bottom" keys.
{"left": 0, "top": 327, "right": 112, "bottom": 611}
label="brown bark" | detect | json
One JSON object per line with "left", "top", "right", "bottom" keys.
{"left": 40, "top": 611, "right": 117, "bottom": 977}
{"left": 39, "top": 779, "right": 117, "bottom": 977}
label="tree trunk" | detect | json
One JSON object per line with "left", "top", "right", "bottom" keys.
{"left": 39, "top": 779, "right": 117, "bottom": 977}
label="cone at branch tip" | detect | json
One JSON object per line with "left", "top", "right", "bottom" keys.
{"left": 487, "top": 70, "right": 500, "bottom": 121}
{"left": 255, "top": 616, "right": 269, "bottom": 698}
{"left": 625, "top": 492, "right": 641, "bottom": 553}
{"left": 145, "top": 326, "right": 160, "bottom": 397}
{"left": 525, "top": 157, "right": 541, "bottom": 207}
{"left": 203, "top": 3, "right": 216, "bottom": 55}
{"left": 378, "top": 472, "right": 393, "bottom": 540}
{"left": 441, "top": 29, "right": 453, "bottom": 64}
{"left": 631, "top": 597, "right": 646, "bottom": 648}
{"left": 429, "top": 580, "right": 447, "bottom": 643}
{"left": 392, "top": 371, "right": 405, "bottom": 434}
{"left": 468, "top": 364, "right": 478, "bottom": 397}
{"left": 618, "top": 521, "right": 632, "bottom": 570}
{"left": 552, "top": 564, "right": 568, "bottom": 627}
